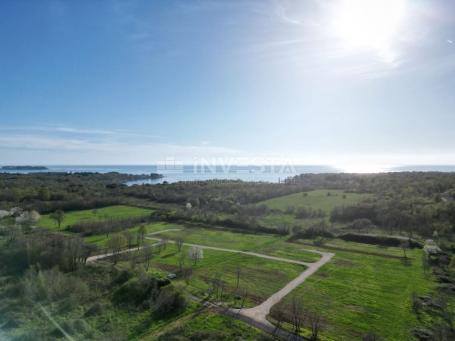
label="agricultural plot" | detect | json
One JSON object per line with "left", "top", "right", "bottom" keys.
{"left": 270, "top": 243, "right": 434, "bottom": 340}
{"left": 115, "top": 242, "right": 306, "bottom": 308}
{"left": 258, "top": 189, "right": 371, "bottom": 213}
{"left": 149, "top": 226, "right": 321, "bottom": 262}
{"left": 38, "top": 205, "right": 152, "bottom": 230}
{"left": 84, "top": 222, "right": 186, "bottom": 248}
{"left": 149, "top": 310, "right": 272, "bottom": 340}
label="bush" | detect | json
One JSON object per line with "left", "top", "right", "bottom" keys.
{"left": 339, "top": 233, "right": 422, "bottom": 248}
{"left": 154, "top": 286, "right": 187, "bottom": 316}
{"left": 113, "top": 274, "right": 170, "bottom": 308}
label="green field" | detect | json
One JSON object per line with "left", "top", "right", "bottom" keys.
{"left": 38, "top": 205, "right": 152, "bottom": 230}
{"left": 149, "top": 310, "right": 272, "bottom": 340}
{"left": 84, "top": 222, "right": 185, "bottom": 248}
{"left": 258, "top": 189, "right": 371, "bottom": 213}
{"left": 115, "top": 242, "right": 306, "bottom": 308}
{"left": 270, "top": 242, "right": 434, "bottom": 340}
{"left": 301, "top": 238, "right": 410, "bottom": 258}
{"left": 148, "top": 225, "right": 321, "bottom": 262}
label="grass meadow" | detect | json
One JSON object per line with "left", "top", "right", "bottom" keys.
{"left": 258, "top": 189, "right": 371, "bottom": 213}
{"left": 38, "top": 205, "right": 152, "bottom": 230}
{"left": 270, "top": 243, "right": 434, "bottom": 340}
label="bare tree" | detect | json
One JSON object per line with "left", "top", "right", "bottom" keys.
{"left": 421, "top": 253, "right": 430, "bottom": 274}
{"left": 142, "top": 245, "right": 153, "bottom": 271}
{"left": 306, "top": 310, "right": 323, "bottom": 340}
{"left": 137, "top": 224, "right": 146, "bottom": 248}
{"left": 175, "top": 236, "right": 184, "bottom": 252}
{"left": 272, "top": 308, "right": 285, "bottom": 335}
{"left": 400, "top": 240, "right": 410, "bottom": 259}
{"left": 291, "top": 297, "right": 303, "bottom": 335}
{"left": 50, "top": 209, "right": 65, "bottom": 229}
{"left": 64, "top": 237, "right": 86, "bottom": 271}
{"left": 123, "top": 230, "right": 134, "bottom": 249}
{"left": 235, "top": 266, "right": 241, "bottom": 290}
{"left": 160, "top": 238, "right": 168, "bottom": 251}
{"left": 239, "top": 288, "right": 248, "bottom": 311}
{"left": 183, "top": 266, "right": 193, "bottom": 285}
{"left": 188, "top": 246, "right": 203, "bottom": 265}
{"left": 178, "top": 251, "right": 186, "bottom": 272}
{"left": 106, "top": 233, "right": 126, "bottom": 264}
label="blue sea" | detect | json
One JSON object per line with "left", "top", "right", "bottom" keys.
{"left": 1, "top": 165, "right": 455, "bottom": 185}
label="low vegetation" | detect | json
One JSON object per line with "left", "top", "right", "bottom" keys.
{"left": 1, "top": 171, "right": 454, "bottom": 340}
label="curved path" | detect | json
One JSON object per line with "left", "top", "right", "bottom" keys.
{"left": 145, "top": 230, "right": 334, "bottom": 339}
{"left": 230, "top": 250, "right": 334, "bottom": 329}
{"left": 88, "top": 229, "right": 334, "bottom": 339}
{"left": 86, "top": 229, "right": 181, "bottom": 263}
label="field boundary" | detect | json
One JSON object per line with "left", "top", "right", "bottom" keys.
{"left": 294, "top": 241, "right": 412, "bottom": 260}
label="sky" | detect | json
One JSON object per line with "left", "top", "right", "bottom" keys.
{"left": 1, "top": 0, "right": 455, "bottom": 171}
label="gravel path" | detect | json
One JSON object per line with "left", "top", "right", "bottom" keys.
{"left": 230, "top": 250, "right": 334, "bottom": 326}
{"left": 145, "top": 235, "right": 311, "bottom": 266}
{"left": 145, "top": 229, "right": 334, "bottom": 336}
{"left": 86, "top": 229, "right": 180, "bottom": 263}
{"left": 89, "top": 228, "right": 334, "bottom": 339}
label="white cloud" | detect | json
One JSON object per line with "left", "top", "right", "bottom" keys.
{"left": 0, "top": 132, "right": 242, "bottom": 165}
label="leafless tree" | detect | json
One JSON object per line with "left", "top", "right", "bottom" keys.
{"left": 235, "top": 266, "right": 241, "bottom": 290}
{"left": 421, "top": 253, "right": 430, "bottom": 274}
{"left": 272, "top": 308, "right": 285, "bottom": 335}
{"left": 64, "top": 237, "right": 86, "bottom": 270}
{"left": 400, "top": 240, "right": 410, "bottom": 259}
{"left": 188, "top": 246, "right": 203, "bottom": 265}
{"left": 123, "top": 230, "right": 134, "bottom": 249}
{"left": 291, "top": 297, "right": 303, "bottom": 335}
{"left": 160, "top": 238, "right": 168, "bottom": 251}
{"left": 175, "top": 236, "right": 184, "bottom": 252}
{"left": 137, "top": 224, "right": 146, "bottom": 248}
{"left": 239, "top": 288, "right": 248, "bottom": 311}
{"left": 106, "top": 233, "right": 126, "bottom": 264}
{"left": 183, "top": 266, "right": 193, "bottom": 285}
{"left": 306, "top": 310, "right": 323, "bottom": 340}
{"left": 178, "top": 251, "right": 186, "bottom": 272}
{"left": 142, "top": 245, "right": 153, "bottom": 271}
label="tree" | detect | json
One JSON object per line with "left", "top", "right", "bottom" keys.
{"left": 272, "top": 308, "right": 285, "bottom": 335}
{"left": 107, "top": 234, "right": 126, "bottom": 264}
{"left": 64, "top": 237, "right": 88, "bottom": 270}
{"left": 178, "top": 252, "right": 186, "bottom": 272}
{"left": 160, "top": 238, "right": 168, "bottom": 251}
{"left": 123, "top": 230, "right": 134, "bottom": 249}
{"left": 235, "top": 266, "right": 241, "bottom": 290}
{"left": 306, "top": 310, "right": 323, "bottom": 340}
{"left": 50, "top": 209, "right": 65, "bottom": 229}
{"left": 38, "top": 187, "right": 50, "bottom": 201}
{"left": 400, "top": 240, "right": 410, "bottom": 259}
{"left": 137, "top": 224, "right": 146, "bottom": 248}
{"left": 188, "top": 246, "right": 203, "bottom": 265}
{"left": 183, "top": 267, "right": 193, "bottom": 285}
{"left": 291, "top": 297, "right": 303, "bottom": 335}
{"left": 175, "top": 236, "right": 184, "bottom": 252}
{"left": 142, "top": 245, "right": 153, "bottom": 271}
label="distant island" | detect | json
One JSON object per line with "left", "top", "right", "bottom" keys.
{"left": 1, "top": 166, "right": 48, "bottom": 170}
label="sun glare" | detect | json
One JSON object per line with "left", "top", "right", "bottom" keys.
{"left": 331, "top": 0, "right": 408, "bottom": 62}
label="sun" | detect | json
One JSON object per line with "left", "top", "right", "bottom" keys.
{"left": 330, "top": 0, "right": 408, "bottom": 62}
